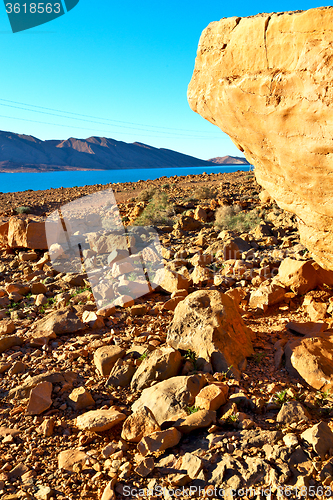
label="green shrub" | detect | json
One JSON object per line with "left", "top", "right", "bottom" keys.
{"left": 134, "top": 192, "right": 174, "bottom": 226}
{"left": 137, "top": 187, "right": 156, "bottom": 202}
{"left": 215, "top": 205, "right": 261, "bottom": 232}
{"left": 16, "top": 206, "right": 31, "bottom": 214}
{"left": 193, "top": 186, "right": 216, "bottom": 200}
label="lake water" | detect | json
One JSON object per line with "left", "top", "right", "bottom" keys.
{"left": 0, "top": 165, "right": 251, "bottom": 193}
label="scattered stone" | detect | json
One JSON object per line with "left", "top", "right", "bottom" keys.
{"left": 75, "top": 409, "right": 126, "bottom": 432}
{"left": 68, "top": 387, "right": 95, "bottom": 410}
{"left": 276, "top": 401, "right": 310, "bottom": 424}
{"left": 130, "top": 346, "right": 182, "bottom": 391}
{"left": 94, "top": 345, "right": 125, "bottom": 377}
{"left": 195, "top": 383, "right": 228, "bottom": 411}
{"left": 301, "top": 422, "right": 333, "bottom": 458}
{"left": 106, "top": 358, "right": 136, "bottom": 388}
{"left": 58, "top": 450, "right": 89, "bottom": 472}
{"left": 132, "top": 375, "right": 203, "bottom": 426}
{"left": 138, "top": 427, "right": 181, "bottom": 456}
{"left": 0, "top": 335, "right": 23, "bottom": 354}
{"left": 167, "top": 290, "right": 253, "bottom": 378}
{"left": 121, "top": 406, "right": 161, "bottom": 443}
{"left": 26, "top": 381, "right": 53, "bottom": 415}
{"left": 249, "top": 283, "right": 286, "bottom": 311}
{"left": 30, "top": 308, "right": 86, "bottom": 337}
{"left": 285, "top": 334, "right": 333, "bottom": 391}
{"left": 0, "top": 320, "right": 16, "bottom": 335}
{"left": 135, "top": 457, "right": 155, "bottom": 477}
{"left": 276, "top": 258, "right": 318, "bottom": 295}
{"left": 174, "top": 409, "right": 216, "bottom": 433}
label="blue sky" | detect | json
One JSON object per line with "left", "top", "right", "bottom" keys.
{"left": 0, "top": 0, "right": 331, "bottom": 160}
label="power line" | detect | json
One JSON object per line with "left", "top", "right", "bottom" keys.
{"left": 0, "top": 114, "right": 220, "bottom": 141}
{"left": 0, "top": 98, "right": 219, "bottom": 136}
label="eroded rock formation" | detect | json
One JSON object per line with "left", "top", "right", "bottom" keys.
{"left": 188, "top": 7, "right": 333, "bottom": 270}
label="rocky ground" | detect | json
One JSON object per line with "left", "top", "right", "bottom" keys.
{"left": 1, "top": 171, "right": 333, "bottom": 500}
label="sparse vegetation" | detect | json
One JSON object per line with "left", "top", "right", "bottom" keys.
{"left": 184, "top": 349, "right": 198, "bottom": 370}
{"left": 273, "top": 389, "right": 288, "bottom": 405}
{"left": 186, "top": 405, "right": 200, "bottom": 415}
{"left": 193, "top": 186, "right": 216, "bottom": 199}
{"left": 134, "top": 192, "right": 174, "bottom": 226}
{"left": 220, "top": 365, "right": 234, "bottom": 380}
{"left": 15, "top": 206, "right": 31, "bottom": 214}
{"left": 215, "top": 205, "right": 261, "bottom": 232}
{"left": 137, "top": 187, "right": 156, "bottom": 202}
{"left": 252, "top": 352, "right": 266, "bottom": 365}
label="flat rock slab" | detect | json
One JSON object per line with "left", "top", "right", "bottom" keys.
{"left": 26, "top": 381, "right": 53, "bottom": 415}
{"left": 58, "top": 449, "right": 89, "bottom": 472}
{"left": 30, "top": 308, "right": 86, "bottom": 337}
{"left": 132, "top": 375, "right": 204, "bottom": 426}
{"left": 75, "top": 409, "right": 126, "bottom": 432}
{"left": 0, "top": 335, "right": 23, "bottom": 354}
{"left": 9, "top": 370, "right": 78, "bottom": 399}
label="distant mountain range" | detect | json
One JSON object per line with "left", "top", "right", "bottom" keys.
{"left": 208, "top": 156, "right": 249, "bottom": 165}
{"left": 0, "top": 131, "right": 249, "bottom": 172}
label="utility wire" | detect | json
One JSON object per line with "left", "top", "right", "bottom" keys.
{"left": 0, "top": 98, "right": 219, "bottom": 137}
{"left": 0, "top": 114, "right": 219, "bottom": 141}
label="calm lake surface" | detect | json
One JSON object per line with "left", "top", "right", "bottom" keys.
{"left": 0, "top": 165, "right": 251, "bottom": 193}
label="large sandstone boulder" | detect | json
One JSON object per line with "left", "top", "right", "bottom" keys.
{"left": 188, "top": 7, "right": 333, "bottom": 270}
{"left": 167, "top": 290, "right": 253, "bottom": 378}
{"left": 131, "top": 375, "right": 204, "bottom": 426}
{"left": 7, "top": 217, "right": 47, "bottom": 249}
{"left": 285, "top": 332, "right": 333, "bottom": 391}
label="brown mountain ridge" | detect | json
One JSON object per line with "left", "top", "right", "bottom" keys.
{"left": 0, "top": 130, "right": 218, "bottom": 173}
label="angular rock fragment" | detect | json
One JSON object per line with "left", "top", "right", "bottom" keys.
{"left": 94, "top": 345, "right": 125, "bottom": 377}
{"left": 121, "top": 406, "right": 161, "bottom": 443}
{"left": 75, "top": 409, "right": 126, "bottom": 432}
{"left": 132, "top": 375, "right": 204, "bottom": 426}
{"left": 301, "top": 422, "right": 333, "bottom": 458}
{"left": 137, "top": 427, "right": 181, "bottom": 456}
{"left": 167, "top": 290, "right": 253, "bottom": 377}
{"left": 26, "top": 381, "right": 53, "bottom": 416}
{"left": 276, "top": 401, "right": 310, "bottom": 424}
{"left": 195, "top": 383, "right": 228, "bottom": 411}
{"left": 68, "top": 387, "right": 95, "bottom": 410}
{"left": 130, "top": 346, "right": 182, "bottom": 391}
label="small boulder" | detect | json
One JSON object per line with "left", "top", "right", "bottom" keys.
{"left": 132, "top": 375, "right": 204, "bottom": 426}
{"left": 276, "top": 401, "right": 310, "bottom": 424}
{"left": 195, "top": 383, "right": 228, "bottom": 411}
{"left": 68, "top": 387, "right": 95, "bottom": 410}
{"left": 249, "top": 283, "right": 286, "bottom": 312}
{"left": 174, "top": 409, "right": 216, "bottom": 433}
{"left": 76, "top": 409, "right": 126, "bottom": 432}
{"left": 301, "top": 422, "right": 333, "bottom": 458}
{"left": 130, "top": 347, "right": 182, "bottom": 391}
{"left": 94, "top": 345, "right": 125, "bottom": 377}
{"left": 138, "top": 427, "right": 181, "bottom": 456}
{"left": 26, "top": 381, "right": 53, "bottom": 416}
{"left": 167, "top": 290, "right": 253, "bottom": 378}
{"left": 121, "top": 406, "right": 161, "bottom": 443}
{"left": 276, "top": 258, "right": 318, "bottom": 295}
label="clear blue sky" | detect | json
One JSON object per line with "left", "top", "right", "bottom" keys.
{"left": 0, "top": 0, "right": 330, "bottom": 160}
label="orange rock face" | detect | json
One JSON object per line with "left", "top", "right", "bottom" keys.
{"left": 188, "top": 7, "right": 333, "bottom": 270}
